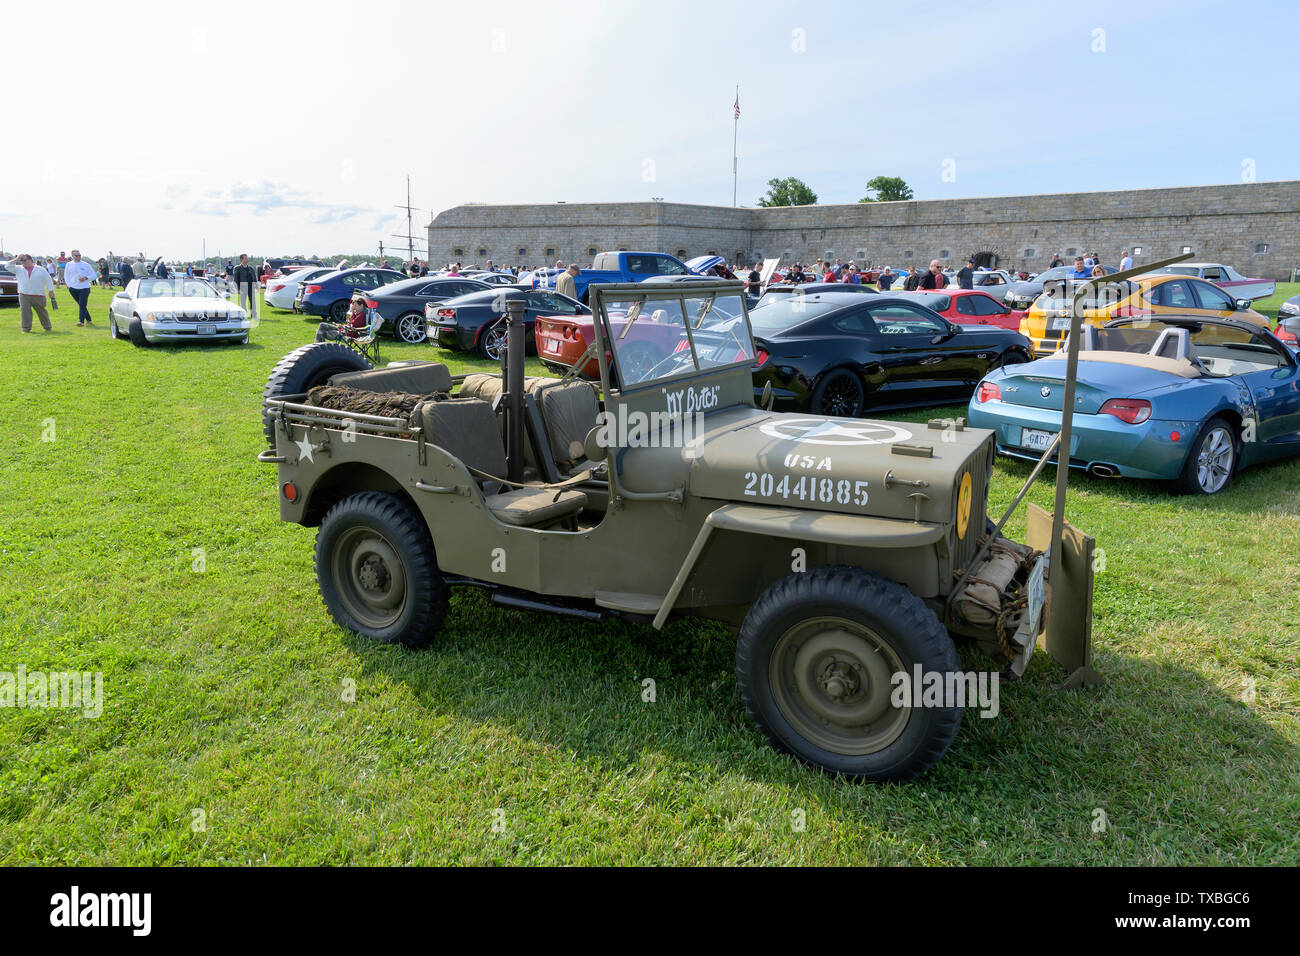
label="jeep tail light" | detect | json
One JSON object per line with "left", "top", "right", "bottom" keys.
{"left": 282, "top": 482, "right": 298, "bottom": 503}
{"left": 1099, "top": 398, "right": 1151, "bottom": 424}
{"left": 976, "top": 382, "right": 1001, "bottom": 403}
{"left": 304, "top": 284, "right": 322, "bottom": 295}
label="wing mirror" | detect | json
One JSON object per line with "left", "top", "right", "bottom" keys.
{"left": 1234, "top": 299, "right": 1251, "bottom": 311}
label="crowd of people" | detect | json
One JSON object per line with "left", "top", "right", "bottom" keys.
{"left": 769, "top": 247, "right": 1136, "bottom": 293}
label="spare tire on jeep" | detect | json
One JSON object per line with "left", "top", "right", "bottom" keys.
{"left": 261, "top": 342, "right": 373, "bottom": 445}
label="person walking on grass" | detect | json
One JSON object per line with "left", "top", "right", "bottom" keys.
{"left": 63, "top": 249, "right": 97, "bottom": 327}
{"left": 12, "top": 253, "right": 55, "bottom": 332}
{"left": 231, "top": 253, "right": 259, "bottom": 320}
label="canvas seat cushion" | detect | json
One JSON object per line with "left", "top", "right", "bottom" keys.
{"left": 485, "top": 487, "right": 587, "bottom": 527}
{"left": 460, "top": 374, "right": 600, "bottom": 468}
{"left": 415, "top": 398, "right": 508, "bottom": 479}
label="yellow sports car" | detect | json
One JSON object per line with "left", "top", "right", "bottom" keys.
{"left": 1020, "top": 273, "right": 1271, "bottom": 354}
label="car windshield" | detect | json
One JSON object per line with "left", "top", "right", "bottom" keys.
{"left": 138, "top": 278, "right": 221, "bottom": 298}
{"left": 375, "top": 277, "right": 433, "bottom": 295}
{"left": 1029, "top": 266, "right": 1074, "bottom": 284}
{"left": 599, "top": 289, "right": 755, "bottom": 388}
{"left": 904, "top": 293, "right": 952, "bottom": 311}
{"left": 748, "top": 298, "right": 838, "bottom": 335}
{"left": 1035, "top": 278, "right": 1135, "bottom": 311}
{"left": 443, "top": 289, "right": 521, "bottom": 307}
{"left": 1104, "top": 320, "right": 1289, "bottom": 375}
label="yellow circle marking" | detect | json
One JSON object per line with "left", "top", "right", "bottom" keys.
{"left": 956, "top": 472, "right": 972, "bottom": 539}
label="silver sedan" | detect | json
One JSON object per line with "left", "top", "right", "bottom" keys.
{"left": 108, "top": 277, "right": 254, "bottom": 347}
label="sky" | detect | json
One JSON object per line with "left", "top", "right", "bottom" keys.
{"left": 3, "top": 0, "right": 1297, "bottom": 261}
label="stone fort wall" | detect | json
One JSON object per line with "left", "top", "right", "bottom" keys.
{"left": 427, "top": 180, "right": 1300, "bottom": 279}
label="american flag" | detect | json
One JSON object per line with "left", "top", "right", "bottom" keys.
{"left": 733, "top": 95, "right": 740, "bottom": 119}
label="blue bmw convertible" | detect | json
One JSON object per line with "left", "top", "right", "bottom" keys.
{"left": 967, "top": 315, "right": 1300, "bottom": 495}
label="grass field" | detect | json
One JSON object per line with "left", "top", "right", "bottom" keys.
{"left": 0, "top": 283, "right": 1296, "bottom": 865}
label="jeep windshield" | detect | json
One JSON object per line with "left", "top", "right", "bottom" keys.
{"left": 600, "top": 288, "right": 756, "bottom": 388}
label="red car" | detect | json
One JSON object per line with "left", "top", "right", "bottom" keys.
{"left": 536, "top": 310, "right": 685, "bottom": 381}
{"left": 897, "top": 288, "right": 1024, "bottom": 330}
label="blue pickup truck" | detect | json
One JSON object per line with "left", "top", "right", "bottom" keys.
{"left": 548, "top": 252, "right": 736, "bottom": 301}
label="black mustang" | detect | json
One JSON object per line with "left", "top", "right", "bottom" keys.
{"left": 750, "top": 291, "right": 1034, "bottom": 416}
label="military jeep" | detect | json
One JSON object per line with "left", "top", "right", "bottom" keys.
{"left": 259, "top": 281, "right": 1095, "bottom": 781}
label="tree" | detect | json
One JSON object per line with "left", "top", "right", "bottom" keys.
{"left": 858, "top": 176, "right": 914, "bottom": 203}
{"left": 757, "top": 177, "right": 818, "bottom": 207}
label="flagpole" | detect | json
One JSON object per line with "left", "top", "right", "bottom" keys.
{"left": 732, "top": 84, "right": 739, "bottom": 207}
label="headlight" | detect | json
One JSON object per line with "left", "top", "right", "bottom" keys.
{"left": 1281, "top": 301, "right": 1299, "bottom": 316}
{"left": 145, "top": 311, "right": 176, "bottom": 322}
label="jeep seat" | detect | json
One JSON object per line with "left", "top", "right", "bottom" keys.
{"left": 414, "top": 397, "right": 586, "bottom": 528}
{"left": 459, "top": 374, "right": 600, "bottom": 474}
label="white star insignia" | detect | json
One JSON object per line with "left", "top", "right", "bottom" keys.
{"left": 798, "top": 421, "right": 876, "bottom": 440}
{"left": 295, "top": 435, "right": 315, "bottom": 463}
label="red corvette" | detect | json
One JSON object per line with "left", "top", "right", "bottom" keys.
{"left": 897, "top": 289, "right": 1024, "bottom": 330}
{"left": 536, "top": 309, "right": 686, "bottom": 381}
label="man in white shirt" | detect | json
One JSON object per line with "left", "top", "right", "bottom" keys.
{"left": 63, "top": 249, "right": 98, "bottom": 326}
{"left": 12, "top": 253, "right": 55, "bottom": 332}
{"left": 1119, "top": 249, "right": 1133, "bottom": 271}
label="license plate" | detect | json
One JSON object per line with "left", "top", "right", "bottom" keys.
{"left": 196, "top": 325, "right": 215, "bottom": 335}
{"left": 540, "top": 335, "right": 559, "bottom": 349}
{"left": 1049, "top": 314, "right": 1073, "bottom": 331}
{"left": 1021, "top": 428, "right": 1055, "bottom": 452}
{"left": 1025, "top": 555, "right": 1046, "bottom": 635}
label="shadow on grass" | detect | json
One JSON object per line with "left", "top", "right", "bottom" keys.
{"left": 993, "top": 451, "right": 1300, "bottom": 517}
{"left": 340, "top": 588, "right": 1298, "bottom": 812}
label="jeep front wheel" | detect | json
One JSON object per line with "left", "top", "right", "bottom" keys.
{"left": 736, "top": 566, "right": 962, "bottom": 781}
{"left": 315, "top": 492, "right": 448, "bottom": 650}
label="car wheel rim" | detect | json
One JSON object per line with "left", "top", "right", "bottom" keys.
{"left": 397, "top": 314, "right": 426, "bottom": 343}
{"left": 769, "top": 616, "right": 910, "bottom": 755}
{"left": 483, "top": 324, "right": 506, "bottom": 360}
{"left": 332, "top": 527, "right": 407, "bottom": 630}
{"left": 820, "top": 376, "right": 861, "bottom": 417}
{"left": 1196, "top": 426, "right": 1233, "bottom": 493}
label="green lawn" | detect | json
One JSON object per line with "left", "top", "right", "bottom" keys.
{"left": 0, "top": 285, "right": 1296, "bottom": 865}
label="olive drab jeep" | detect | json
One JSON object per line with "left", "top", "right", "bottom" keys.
{"left": 259, "top": 280, "right": 1098, "bottom": 781}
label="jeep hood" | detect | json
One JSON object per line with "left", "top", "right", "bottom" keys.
{"left": 681, "top": 406, "right": 994, "bottom": 525}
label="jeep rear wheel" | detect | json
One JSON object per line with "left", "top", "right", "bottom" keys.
{"left": 315, "top": 492, "right": 447, "bottom": 650}
{"left": 736, "top": 566, "right": 962, "bottom": 781}
{"left": 260, "top": 342, "right": 373, "bottom": 445}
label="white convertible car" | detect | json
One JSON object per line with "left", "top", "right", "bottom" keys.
{"left": 108, "top": 277, "right": 255, "bottom": 347}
